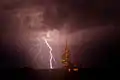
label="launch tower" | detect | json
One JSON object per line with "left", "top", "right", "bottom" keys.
{"left": 61, "top": 40, "right": 78, "bottom": 72}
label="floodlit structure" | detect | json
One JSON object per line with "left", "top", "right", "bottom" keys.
{"left": 61, "top": 40, "right": 78, "bottom": 72}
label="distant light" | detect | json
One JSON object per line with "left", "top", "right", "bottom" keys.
{"left": 73, "top": 68, "right": 78, "bottom": 72}
{"left": 68, "top": 68, "right": 71, "bottom": 72}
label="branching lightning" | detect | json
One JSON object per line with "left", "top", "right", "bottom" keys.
{"left": 32, "top": 38, "right": 42, "bottom": 66}
{"left": 42, "top": 32, "right": 56, "bottom": 69}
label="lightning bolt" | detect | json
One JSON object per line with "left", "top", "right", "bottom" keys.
{"left": 42, "top": 36, "right": 56, "bottom": 69}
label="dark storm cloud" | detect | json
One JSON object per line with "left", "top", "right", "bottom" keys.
{"left": 1, "top": 0, "right": 120, "bottom": 33}
{"left": 71, "top": 27, "right": 120, "bottom": 68}
{"left": 0, "top": 0, "right": 120, "bottom": 68}
{"left": 0, "top": 41, "right": 26, "bottom": 68}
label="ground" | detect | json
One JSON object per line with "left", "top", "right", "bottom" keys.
{"left": 0, "top": 67, "right": 118, "bottom": 80}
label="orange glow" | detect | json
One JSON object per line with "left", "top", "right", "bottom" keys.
{"left": 73, "top": 68, "right": 78, "bottom": 71}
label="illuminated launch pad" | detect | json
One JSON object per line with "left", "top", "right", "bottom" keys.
{"left": 61, "top": 40, "right": 78, "bottom": 72}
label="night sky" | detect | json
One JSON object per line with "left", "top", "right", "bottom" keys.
{"left": 0, "top": 0, "right": 120, "bottom": 69}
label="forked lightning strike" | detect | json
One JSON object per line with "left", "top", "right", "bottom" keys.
{"left": 42, "top": 32, "right": 56, "bottom": 69}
